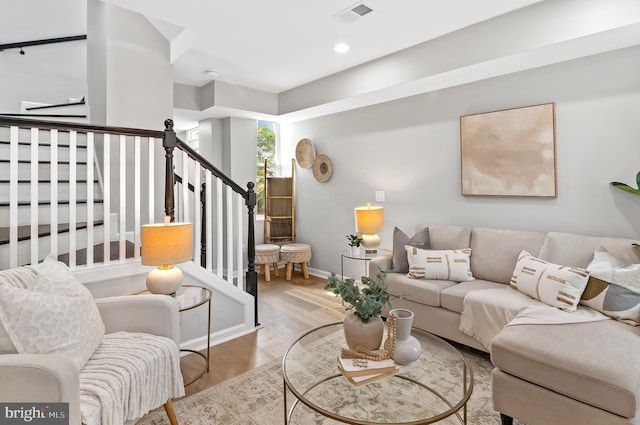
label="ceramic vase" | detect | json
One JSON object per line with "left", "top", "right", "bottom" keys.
{"left": 349, "top": 246, "right": 362, "bottom": 257}
{"left": 343, "top": 313, "right": 384, "bottom": 351}
{"left": 389, "top": 308, "right": 422, "bottom": 366}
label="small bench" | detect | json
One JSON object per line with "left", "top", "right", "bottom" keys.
{"left": 255, "top": 244, "right": 280, "bottom": 281}
{"left": 280, "top": 243, "right": 312, "bottom": 281}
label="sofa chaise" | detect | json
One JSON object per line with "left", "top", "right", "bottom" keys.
{"left": 369, "top": 225, "right": 640, "bottom": 425}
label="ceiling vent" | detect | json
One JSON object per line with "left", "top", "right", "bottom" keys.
{"left": 334, "top": 2, "right": 374, "bottom": 23}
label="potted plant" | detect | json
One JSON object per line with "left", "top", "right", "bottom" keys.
{"left": 325, "top": 271, "right": 390, "bottom": 351}
{"left": 611, "top": 171, "right": 640, "bottom": 248}
{"left": 346, "top": 234, "right": 363, "bottom": 256}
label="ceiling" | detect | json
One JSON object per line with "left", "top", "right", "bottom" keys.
{"left": 100, "top": 0, "right": 541, "bottom": 93}
{"left": 5, "top": 0, "right": 640, "bottom": 130}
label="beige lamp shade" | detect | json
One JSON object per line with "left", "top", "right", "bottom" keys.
{"left": 354, "top": 204, "right": 384, "bottom": 252}
{"left": 141, "top": 221, "right": 193, "bottom": 266}
{"left": 354, "top": 204, "right": 384, "bottom": 234}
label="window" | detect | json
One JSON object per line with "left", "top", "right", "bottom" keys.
{"left": 256, "top": 120, "right": 276, "bottom": 215}
{"left": 186, "top": 127, "right": 200, "bottom": 152}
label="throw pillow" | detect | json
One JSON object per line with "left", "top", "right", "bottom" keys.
{"left": 0, "top": 255, "right": 105, "bottom": 370}
{"left": 510, "top": 250, "right": 589, "bottom": 312}
{"left": 406, "top": 247, "right": 474, "bottom": 282}
{"left": 0, "top": 265, "right": 37, "bottom": 354}
{"left": 582, "top": 247, "right": 640, "bottom": 325}
{"left": 391, "top": 226, "right": 430, "bottom": 273}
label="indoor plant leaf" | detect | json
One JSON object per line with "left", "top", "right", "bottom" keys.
{"left": 611, "top": 181, "right": 640, "bottom": 196}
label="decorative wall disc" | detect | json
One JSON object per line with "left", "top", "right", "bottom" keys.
{"left": 295, "top": 138, "right": 316, "bottom": 169}
{"left": 312, "top": 154, "right": 333, "bottom": 183}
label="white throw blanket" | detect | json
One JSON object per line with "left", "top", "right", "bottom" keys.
{"left": 79, "top": 332, "right": 185, "bottom": 425}
{"left": 459, "top": 287, "right": 608, "bottom": 350}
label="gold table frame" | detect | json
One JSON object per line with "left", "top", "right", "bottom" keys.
{"left": 282, "top": 322, "right": 473, "bottom": 425}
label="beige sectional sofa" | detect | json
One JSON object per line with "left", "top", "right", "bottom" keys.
{"left": 369, "top": 225, "right": 640, "bottom": 425}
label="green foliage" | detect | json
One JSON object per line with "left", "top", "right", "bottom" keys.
{"left": 611, "top": 171, "right": 640, "bottom": 196}
{"left": 256, "top": 122, "right": 276, "bottom": 213}
{"left": 324, "top": 271, "right": 390, "bottom": 322}
{"left": 346, "top": 234, "right": 363, "bottom": 247}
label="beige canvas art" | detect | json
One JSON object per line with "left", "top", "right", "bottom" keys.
{"left": 460, "top": 103, "right": 556, "bottom": 197}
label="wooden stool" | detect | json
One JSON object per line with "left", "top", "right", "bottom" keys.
{"left": 280, "top": 243, "right": 312, "bottom": 281}
{"left": 255, "top": 244, "right": 280, "bottom": 281}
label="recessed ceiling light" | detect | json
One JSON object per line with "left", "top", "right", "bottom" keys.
{"left": 334, "top": 43, "right": 350, "bottom": 53}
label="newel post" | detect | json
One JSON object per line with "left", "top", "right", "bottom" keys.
{"left": 163, "top": 119, "right": 177, "bottom": 222}
{"left": 245, "top": 181, "right": 259, "bottom": 326}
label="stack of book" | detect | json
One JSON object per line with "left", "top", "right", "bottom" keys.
{"left": 337, "top": 356, "right": 399, "bottom": 386}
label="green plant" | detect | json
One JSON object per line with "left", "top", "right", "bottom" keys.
{"left": 346, "top": 234, "right": 363, "bottom": 247}
{"left": 325, "top": 271, "right": 390, "bottom": 322}
{"left": 611, "top": 171, "right": 640, "bottom": 248}
{"left": 611, "top": 171, "right": 640, "bottom": 196}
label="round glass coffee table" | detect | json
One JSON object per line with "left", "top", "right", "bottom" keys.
{"left": 282, "top": 322, "right": 473, "bottom": 424}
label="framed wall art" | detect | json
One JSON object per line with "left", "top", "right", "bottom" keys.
{"left": 460, "top": 103, "right": 556, "bottom": 197}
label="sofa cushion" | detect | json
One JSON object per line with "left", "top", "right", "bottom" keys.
{"left": 491, "top": 319, "right": 640, "bottom": 418}
{"left": 390, "top": 226, "right": 430, "bottom": 273}
{"left": 415, "top": 225, "right": 471, "bottom": 250}
{"left": 440, "top": 280, "right": 505, "bottom": 313}
{"left": 470, "top": 227, "right": 545, "bottom": 284}
{"left": 510, "top": 250, "right": 589, "bottom": 312}
{"left": 383, "top": 272, "right": 455, "bottom": 307}
{"left": 406, "top": 247, "right": 474, "bottom": 282}
{"left": 539, "top": 232, "right": 640, "bottom": 268}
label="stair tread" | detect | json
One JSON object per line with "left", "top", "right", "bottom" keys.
{"left": 58, "top": 241, "right": 136, "bottom": 266}
{"left": 0, "top": 160, "right": 88, "bottom": 165}
{"left": 0, "top": 220, "right": 105, "bottom": 245}
{"left": 0, "top": 179, "right": 100, "bottom": 183}
{"left": 0, "top": 200, "right": 104, "bottom": 207}
{"left": 0, "top": 141, "right": 87, "bottom": 149}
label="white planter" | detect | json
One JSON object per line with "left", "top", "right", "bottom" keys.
{"left": 349, "top": 246, "right": 362, "bottom": 257}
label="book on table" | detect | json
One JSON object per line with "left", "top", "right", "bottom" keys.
{"left": 342, "top": 368, "right": 399, "bottom": 387}
{"left": 337, "top": 356, "right": 398, "bottom": 377}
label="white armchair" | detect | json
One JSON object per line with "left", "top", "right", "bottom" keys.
{"left": 0, "top": 293, "right": 184, "bottom": 425}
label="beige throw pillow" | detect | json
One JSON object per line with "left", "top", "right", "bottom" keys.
{"left": 510, "top": 250, "right": 589, "bottom": 312}
{"left": 406, "top": 247, "right": 474, "bottom": 282}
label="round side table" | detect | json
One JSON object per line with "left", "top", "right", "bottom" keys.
{"left": 340, "top": 248, "right": 391, "bottom": 280}
{"left": 137, "top": 284, "right": 212, "bottom": 386}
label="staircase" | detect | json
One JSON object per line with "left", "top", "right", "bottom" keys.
{"left": 0, "top": 124, "right": 112, "bottom": 268}
{"left": 0, "top": 117, "right": 258, "bottom": 327}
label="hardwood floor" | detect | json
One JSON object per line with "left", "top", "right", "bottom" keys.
{"left": 180, "top": 268, "right": 346, "bottom": 397}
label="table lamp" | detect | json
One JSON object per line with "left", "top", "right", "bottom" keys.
{"left": 141, "top": 217, "right": 193, "bottom": 295}
{"left": 354, "top": 203, "right": 384, "bottom": 253}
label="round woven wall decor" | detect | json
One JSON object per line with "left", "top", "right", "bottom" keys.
{"left": 312, "top": 154, "right": 333, "bottom": 183}
{"left": 295, "top": 138, "right": 316, "bottom": 169}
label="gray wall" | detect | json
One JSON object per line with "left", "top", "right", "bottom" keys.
{"left": 280, "top": 46, "right": 640, "bottom": 276}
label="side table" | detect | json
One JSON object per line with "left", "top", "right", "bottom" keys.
{"left": 341, "top": 248, "right": 392, "bottom": 280}
{"left": 137, "top": 284, "right": 212, "bottom": 386}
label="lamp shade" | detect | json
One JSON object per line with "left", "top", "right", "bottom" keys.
{"left": 354, "top": 204, "right": 384, "bottom": 234}
{"left": 141, "top": 222, "right": 193, "bottom": 266}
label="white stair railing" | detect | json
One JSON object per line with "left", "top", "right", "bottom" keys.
{"left": 0, "top": 118, "right": 256, "bottom": 296}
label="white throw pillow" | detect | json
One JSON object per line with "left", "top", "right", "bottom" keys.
{"left": 510, "top": 250, "right": 589, "bottom": 312}
{"left": 0, "top": 266, "right": 37, "bottom": 353}
{"left": 406, "top": 247, "right": 474, "bottom": 282}
{"left": 582, "top": 247, "right": 640, "bottom": 325}
{"left": 0, "top": 255, "right": 105, "bottom": 370}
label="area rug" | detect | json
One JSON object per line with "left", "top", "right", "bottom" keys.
{"left": 136, "top": 340, "right": 525, "bottom": 425}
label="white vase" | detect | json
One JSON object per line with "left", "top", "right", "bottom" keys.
{"left": 389, "top": 308, "right": 422, "bottom": 366}
{"left": 349, "top": 246, "right": 362, "bottom": 257}
{"left": 343, "top": 313, "right": 384, "bottom": 351}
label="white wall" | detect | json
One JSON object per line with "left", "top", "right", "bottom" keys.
{"left": 280, "top": 46, "right": 640, "bottom": 276}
